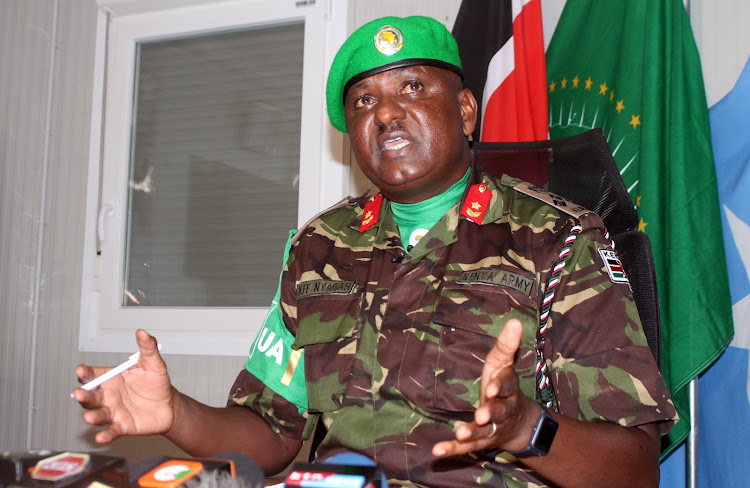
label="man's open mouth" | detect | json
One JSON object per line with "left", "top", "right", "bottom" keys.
{"left": 382, "top": 137, "right": 411, "bottom": 151}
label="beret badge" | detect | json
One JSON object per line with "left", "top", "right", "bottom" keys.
{"left": 374, "top": 25, "right": 404, "bottom": 55}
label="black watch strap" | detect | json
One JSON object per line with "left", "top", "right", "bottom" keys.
{"left": 508, "top": 402, "right": 559, "bottom": 458}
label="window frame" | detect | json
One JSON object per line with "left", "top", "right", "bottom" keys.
{"left": 79, "top": 0, "right": 348, "bottom": 356}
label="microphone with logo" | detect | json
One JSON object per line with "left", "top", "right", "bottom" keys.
{"left": 0, "top": 450, "right": 128, "bottom": 488}
{"left": 283, "top": 452, "right": 386, "bottom": 488}
{"left": 0, "top": 450, "right": 265, "bottom": 488}
{"left": 130, "top": 452, "right": 264, "bottom": 488}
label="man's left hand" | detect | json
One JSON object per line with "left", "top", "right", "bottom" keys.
{"left": 432, "top": 318, "right": 538, "bottom": 457}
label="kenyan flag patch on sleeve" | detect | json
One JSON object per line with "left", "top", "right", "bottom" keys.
{"left": 598, "top": 248, "right": 630, "bottom": 285}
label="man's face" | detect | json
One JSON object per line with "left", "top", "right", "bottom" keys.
{"left": 344, "top": 65, "right": 477, "bottom": 204}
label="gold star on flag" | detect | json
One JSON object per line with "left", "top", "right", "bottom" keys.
{"left": 599, "top": 82, "right": 608, "bottom": 95}
{"left": 585, "top": 77, "right": 593, "bottom": 90}
{"left": 548, "top": 81, "right": 556, "bottom": 93}
{"left": 561, "top": 77, "right": 568, "bottom": 89}
{"left": 609, "top": 90, "right": 615, "bottom": 101}
{"left": 636, "top": 195, "right": 642, "bottom": 207}
{"left": 616, "top": 100, "right": 625, "bottom": 114}
{"left": 629, "top": 114, "right": 641, "bottom": 129}
{"left": 638, "top": 218, "right": 648, "bottom": 232}
{"left": 572, "top": 75, "right": 580, "bottom": 88}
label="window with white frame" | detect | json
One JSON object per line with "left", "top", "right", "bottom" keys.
{"left": 80, "top": 0, "right": 347, "bottom": 356}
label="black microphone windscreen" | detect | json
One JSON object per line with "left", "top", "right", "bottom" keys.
{"left": 183, "top": 470, "right": 254, "bottom": 488}
{"left": 213, "top": 453, "right": 264, "bottom": 488}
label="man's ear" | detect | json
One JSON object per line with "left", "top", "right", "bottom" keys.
{"left": 458, "top": 88, "right": 478, "bottom": 137}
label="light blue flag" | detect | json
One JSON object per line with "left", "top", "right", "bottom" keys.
{"left": 660, "top": 55, "right": 750, "bottom": 487}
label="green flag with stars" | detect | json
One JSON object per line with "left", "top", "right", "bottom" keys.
{"left": 546, "top": 0, "right": 733, "bottom": 456}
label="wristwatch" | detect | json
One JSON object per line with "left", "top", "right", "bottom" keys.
{"left": 508, "top": 402, "right": 559, "bottom": 457}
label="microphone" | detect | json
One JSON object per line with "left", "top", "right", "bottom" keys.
{"left": 0, "top": 451, "right": 264, "bottom": 488}
{"left": 284, "top": 452, "right": 386, "bottom": 488}
{"left": 202, "top": 453, "right": 264, "bottom": 488}
{"left": 131, "top": 453, "right": 264, "bottom": 488}
{"left": 0, "top": 449, "right": 128, "bottom": 487}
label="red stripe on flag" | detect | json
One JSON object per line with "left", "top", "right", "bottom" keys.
{"left": 480, "top": 0, "right": 547, "bottom": 142}
{"left": 482, "top": 70, "right": 520, "bottom": 141}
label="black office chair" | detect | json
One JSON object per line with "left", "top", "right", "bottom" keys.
{"left": 471, "top": 129, "right": 661, "bottom": 367}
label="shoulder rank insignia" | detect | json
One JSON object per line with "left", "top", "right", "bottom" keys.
{"left": 512, "top": 181, "right": 590, "bottom": 220}
{"left": 360, "top": 194, "right": 383, "bottom": 232}
{"left": 461, "top": 183, "right": 492, "bottom": 224}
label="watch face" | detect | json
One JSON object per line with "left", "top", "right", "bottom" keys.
{"left": 535, "top": 416, "right": 558, "bottom": 451}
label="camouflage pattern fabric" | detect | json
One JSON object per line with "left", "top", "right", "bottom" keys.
{"left": 229, "top": 164, "right": 676, "bottom": 487}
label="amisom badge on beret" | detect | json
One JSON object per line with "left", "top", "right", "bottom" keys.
{"left": 374, "top": 25, "right": 404, "bottom": 55}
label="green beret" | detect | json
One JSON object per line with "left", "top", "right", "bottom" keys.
{"left": 326, "top": 16, "right": 463, "bottom": 133}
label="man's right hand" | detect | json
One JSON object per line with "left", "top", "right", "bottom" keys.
{"left": 73, "top": 329, "right": 176, "bottom": 444}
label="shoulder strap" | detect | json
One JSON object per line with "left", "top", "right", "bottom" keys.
{"left": 511, "top": 181, "right": 592, "bottom": 220}
{"left": 289, "top": 193, "right": 368, "bottom": 247}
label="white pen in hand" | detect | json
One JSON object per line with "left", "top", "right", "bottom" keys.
{"left": 71, "top": 344, "right": 162, "bottom": 397}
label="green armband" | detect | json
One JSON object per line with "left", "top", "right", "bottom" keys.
{"left": 245, "top": 230, "right": 307, "bottom": 413}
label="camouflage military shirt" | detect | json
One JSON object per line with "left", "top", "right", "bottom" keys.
{"left": 229, "top": 165, "right": 676, "bottom": 487}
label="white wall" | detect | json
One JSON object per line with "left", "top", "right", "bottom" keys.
{"left": 0, "top": 1, "right": 245, "bottom": 461}
{"left": 689, "top": 0, "right": 750, "bottom": 106}
{"left": 0, "top": 0, "right": 746, "bottom": 465}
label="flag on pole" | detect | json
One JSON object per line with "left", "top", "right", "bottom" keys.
{"left": 693, "top": 54, "right": 750, "bottom": 487}
{"left": 452, "top": 0, "right": 547, "bottom": 142}
{"left": 661, "top": 53, "right": 750, "bottom": 488}
{"left": 545, "top": 0, "right": 734, "bottom": 457}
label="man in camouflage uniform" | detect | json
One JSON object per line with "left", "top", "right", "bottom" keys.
{"left": 75, "top": 15, "right": 675, "bottom": 488}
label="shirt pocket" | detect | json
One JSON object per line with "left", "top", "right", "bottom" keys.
{"left": 292, "top": 292, "right": 361, "bottom": 413}
{"left": 432, "top": 273, "right": 538, "bottom": 413}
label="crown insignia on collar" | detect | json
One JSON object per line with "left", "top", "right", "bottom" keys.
{"left": 360, "top": 194, "right": 383, "bottom": 232}
{"left": 460, "top": 183, "right": 491, "bottom": 224}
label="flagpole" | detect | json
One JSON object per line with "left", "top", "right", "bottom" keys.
{"left": 684, "top": 0, "right": 701, "bottom": 484}
{"left": 683, "top": 0, "right": 699, "bottom": 482}
{"left": 688, "top": 379, "right": 698, "bottom": 488}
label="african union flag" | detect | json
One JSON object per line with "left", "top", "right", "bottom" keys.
{"left": 545, "top": 0, "right": 733, "bottom": 457}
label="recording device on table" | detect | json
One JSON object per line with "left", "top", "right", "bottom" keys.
{"left": 0, "top": 451, "right": 384, "bottom": 488}
{"left": 0, "top": 450, "right": 261, "bottom": 488}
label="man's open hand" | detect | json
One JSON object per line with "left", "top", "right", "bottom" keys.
{"left": 72, "top": 329, "right": 176, "bottom": 444}
{"left": 432, "top": 319, "right": 538, "bottom": 457}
